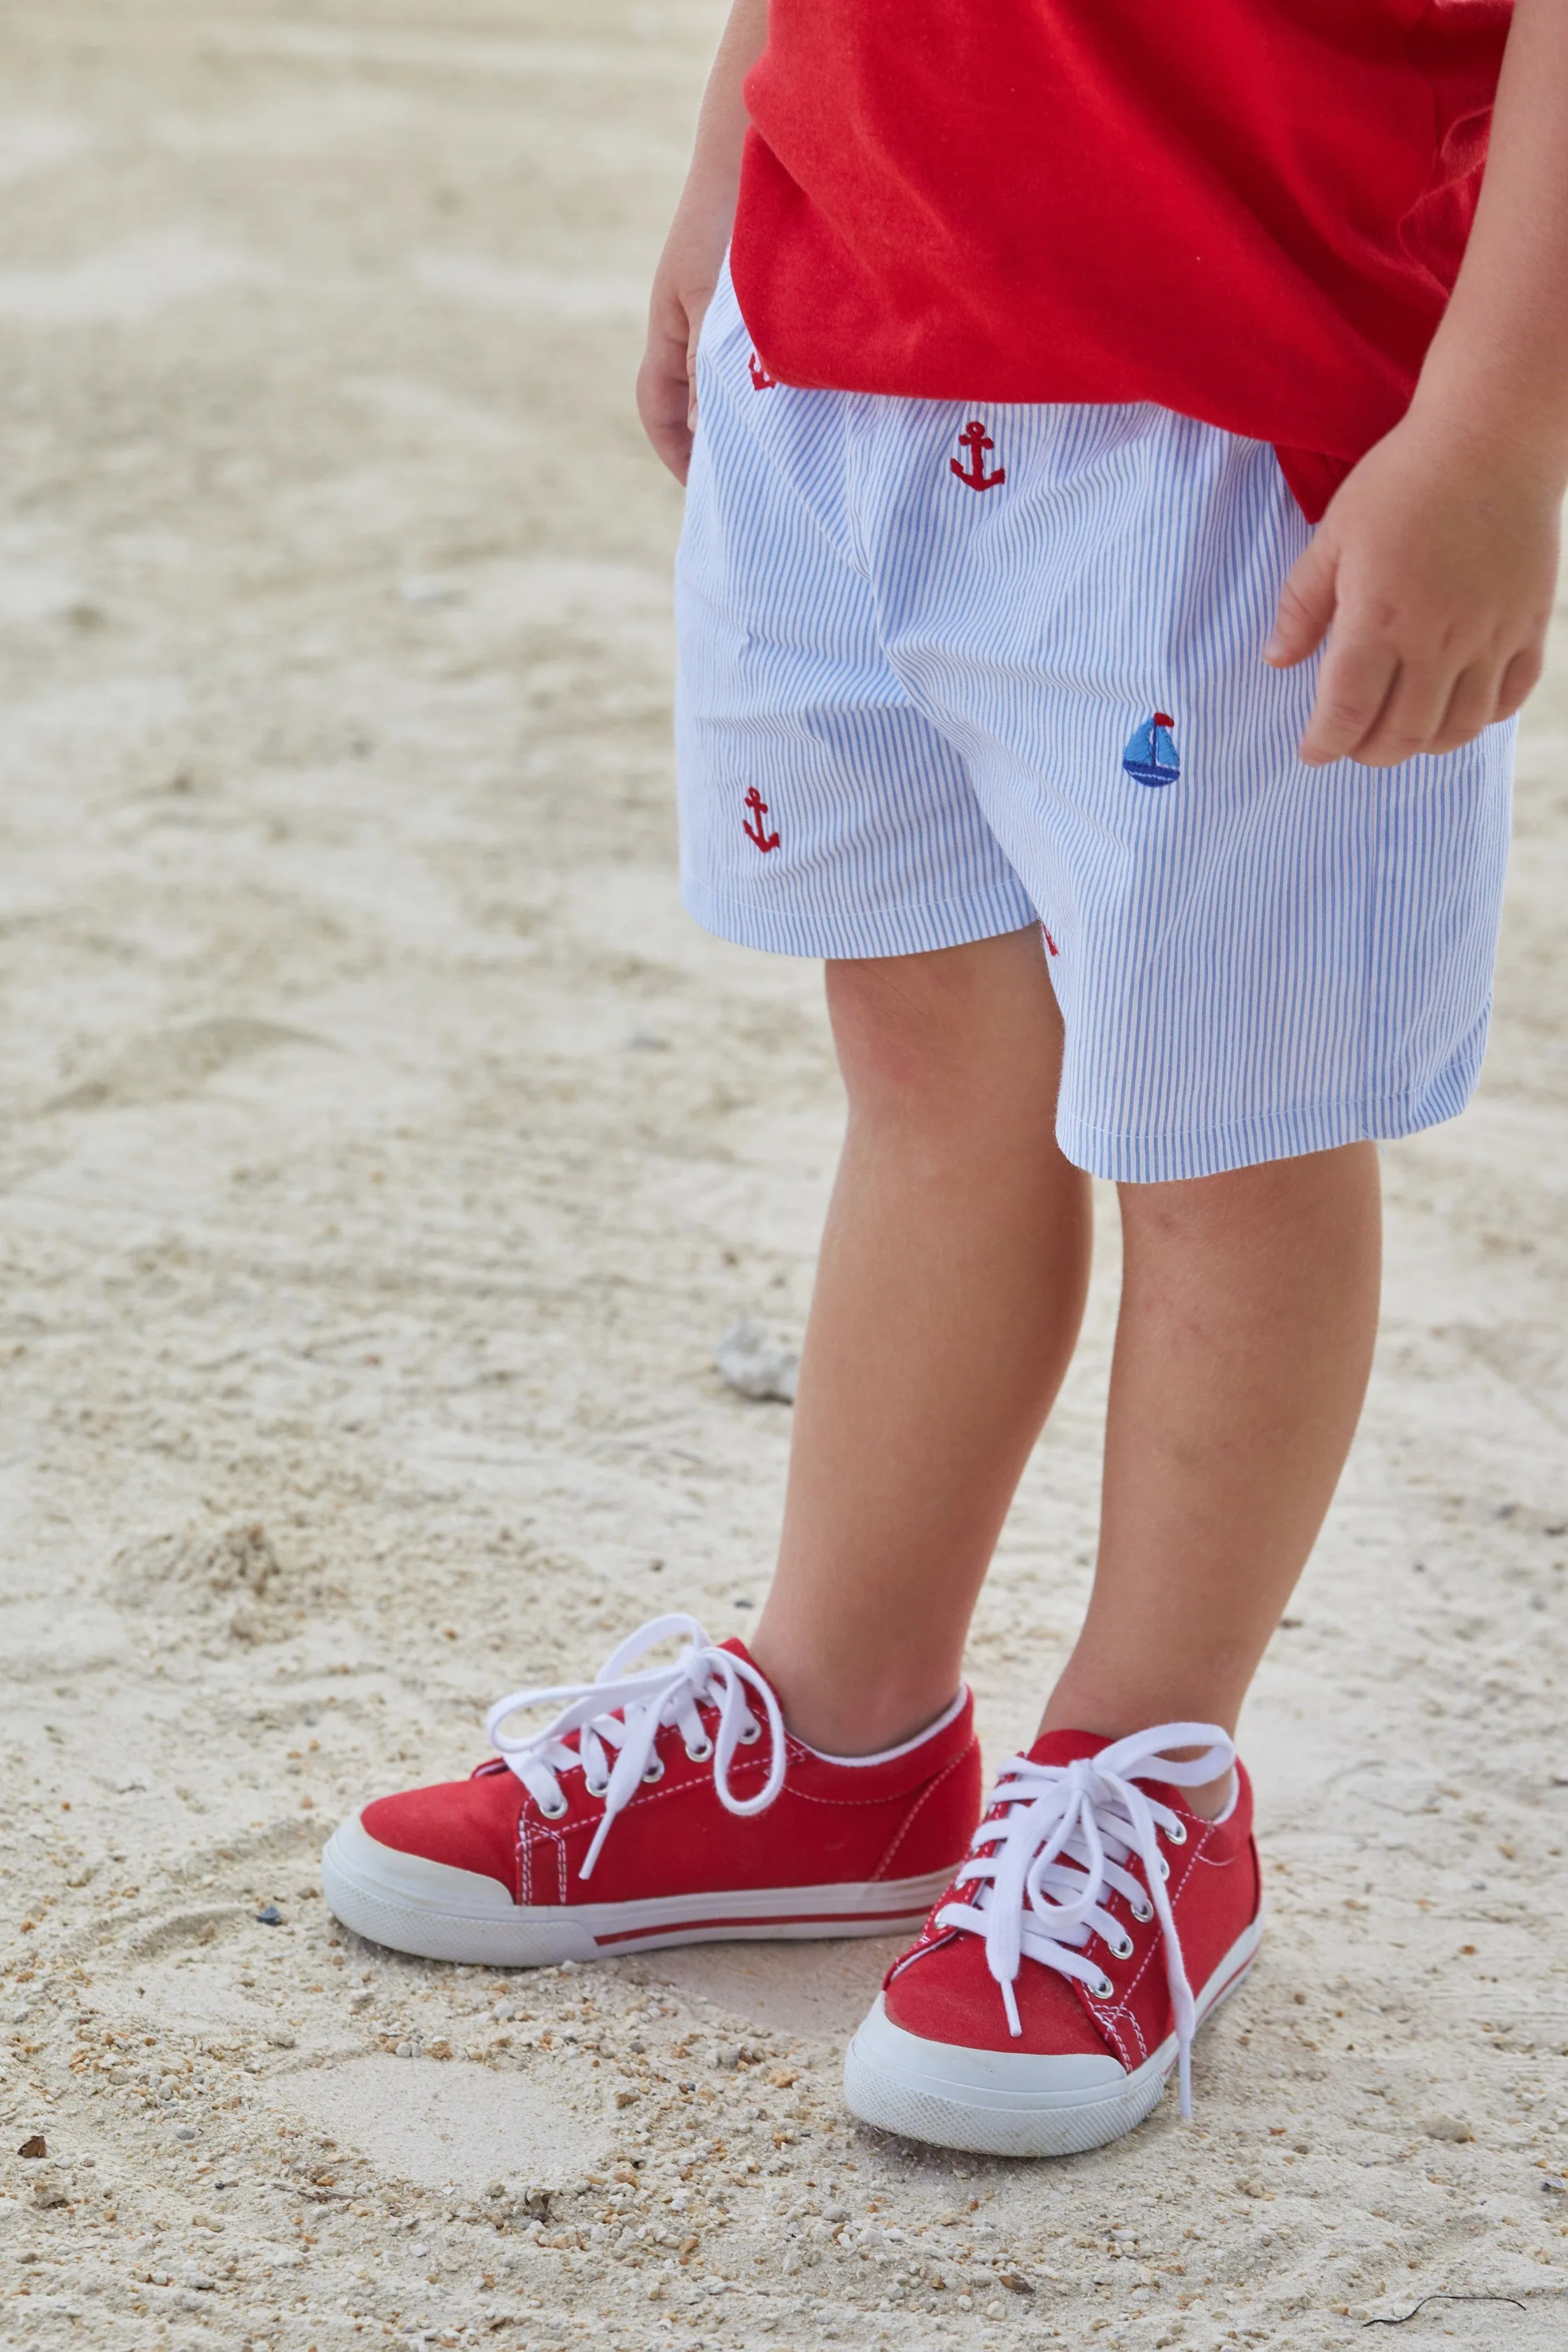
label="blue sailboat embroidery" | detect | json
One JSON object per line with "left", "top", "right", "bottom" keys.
{"left": 1122, "top": 710, "right": 1180, "bottom": 788}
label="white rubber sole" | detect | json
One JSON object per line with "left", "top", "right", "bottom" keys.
{"left": 843, "top": 1910, "right": 1265, "bottom": 2157}
{"left": 321, "top": 1812, "right": 955, "bottom": 1966}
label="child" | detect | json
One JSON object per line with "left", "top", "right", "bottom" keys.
{"left": 323, "top": 0, "right": 1567, "bottom": 2157}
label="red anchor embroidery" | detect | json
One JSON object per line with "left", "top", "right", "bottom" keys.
{"left": 1042, "top": 925, "right": 1059, "bottom": 958}
{"left": 743, "top": 785, "right": 780, "bottom": 853}
{"left": 748, "top": 351, "right": 776, "bottom": 391}
{"left": 950, "top": 419, "right": 1005, "bottom": 493}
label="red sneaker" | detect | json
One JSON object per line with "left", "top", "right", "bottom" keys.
{"left": 321, "top": 1614, "right": 981, "bottom": 1966}
{"left": 844, "top": 1725, "right": 1263, "bottom": 2156}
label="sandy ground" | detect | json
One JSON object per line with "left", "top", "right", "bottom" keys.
{"left": 3, "top": 6, "right": 1568, "bottom": 2350}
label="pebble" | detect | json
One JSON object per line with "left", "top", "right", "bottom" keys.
{"left": 714, "top": 1318, "right": 799, "bottom": 1404}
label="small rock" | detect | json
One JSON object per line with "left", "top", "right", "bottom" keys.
{"left": 1424, "top": 2115, "right": 1474, "bottom": 2143}
{"left": 399, "top": 573, "right": 461, "bottom": 607}
{"left": 711, "top": 2045, "right": 739, "bottom": 2071}
{"left": 255, "top": 1905, "right": 283, "bottom": 1926}
{"left": 265, "top": 2029, "right": 296, "bottom": 2050}
{"left": 17, "top": 2136, "right": 46, "bottom": 2160}
{"left": 174, "top": 2127, "right": 197, "bottom": 2143}
{"left": 715, "top": 1317, "right": 799, "bottom": 1404}
{"left": 32, "top": 2178, "right": 69, "bottom": 2210}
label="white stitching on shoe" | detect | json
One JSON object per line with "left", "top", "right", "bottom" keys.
{"left": 931, "top": 1724, "right": 1236, "bottom": 2119}
{"left": 870, "top": 1739, "right": 977, "bottom": 1881}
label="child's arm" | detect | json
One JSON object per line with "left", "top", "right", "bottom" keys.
{"left": 638, "top": 0, "right": 767, "bottom": 482}
{"left": 1268, "top": 0, "right": 1568, "bottom": 765}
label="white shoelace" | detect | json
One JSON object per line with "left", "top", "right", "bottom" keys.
{"left": 932, "top": 1722, "right": 1236, "bottom": 2118}
{"left": 484, "top": 1614, "right": 786, "bottom": 1881}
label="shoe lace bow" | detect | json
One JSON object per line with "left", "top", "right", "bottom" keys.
{"left": 485, "top": 1613, "right": 786, "bottom": 1880}
{"left": 934, "top": 1722, "right": 1235, "bottom": 2118}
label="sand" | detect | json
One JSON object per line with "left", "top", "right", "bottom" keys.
{"left": 2, "top": 4, "right": 1567, "bottom": 2348}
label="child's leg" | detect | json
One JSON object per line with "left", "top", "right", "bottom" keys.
{"left": 1043, "top": 1149, "right": 1380, "bottom": 1784}
{"left": 751, "top": 925, "right": 1092, "bottom": 1754}
{"left": 753, "top": 936, "right": 1382, "bottom": 1767}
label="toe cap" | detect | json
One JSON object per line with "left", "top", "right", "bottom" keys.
{"left": 884, "top": 1931, "right": 1113, "bottom": 2060}
{"left": 360, "top": 1764, "right": 522, "bottom": 1893}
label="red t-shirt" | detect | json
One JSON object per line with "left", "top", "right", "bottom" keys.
{"left": 731, "top": 1, "right": 1512, "bottom": 520}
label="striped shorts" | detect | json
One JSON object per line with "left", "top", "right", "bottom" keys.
{"left": 673, "top": 265, "right": 1515, "bottom": 1182}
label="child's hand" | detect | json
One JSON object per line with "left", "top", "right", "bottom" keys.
{"left": 636, "top": 195, "right": 732, "bottom": 486}
{"left": 1264, "top": 414, "right": 1560, "bottom": 766}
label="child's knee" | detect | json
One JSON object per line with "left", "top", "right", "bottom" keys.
{"left": 1119, "top": 1142, "right": 1380, "bottom": 1249}
{"left": 825, "top": 953, "right": 979, "bottom": 1123}
{"left": 826, "top": 934, "right": 1060, "bottom": 1130}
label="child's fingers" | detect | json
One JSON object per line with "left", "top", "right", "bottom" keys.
{"left": 1264, "top": 531, "right": 1338, "bottom": 667}
{"left": 1429, "top": 659, "right": 1505, "bottom": 754}
{"left": 636, "top": 372, "right": 694, "bottom": 481}
{"left": 1298, "top": 636, "right": 1399, "bottom": 766}
{"left": 1347, "top": 656, "right": 1462, "bottom": 767}
{"left": 1497, "top": 640, "right": 1545, "bottom": 722}
{"left": 682, "top": 286, "right": 715, "bottom": 431}
{"left": 636, "top": 318, "right": 698, "bottom": 483}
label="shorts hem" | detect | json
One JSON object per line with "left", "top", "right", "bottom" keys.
{"left": 680, "top": 877, "right": 1040, "bottom": 961}
{"left": 1058, "top": 1036, "right": 1488, "bottom": 1184}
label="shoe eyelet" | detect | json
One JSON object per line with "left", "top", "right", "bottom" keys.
{"left": 1131, "top": 1899, "right": 1154, "bottom": 1924}
{"left": 583, "top": 1777, "right": 609, "bottom": 1800}
{"left": 642, "top": 1756, "right": 666, "bottom": 1784}
{"left": 1164, "top": 1819, "right": 1188, "bottom": 1847}
{"left": 1112, "top": 1935, "right": 1134, "bottom": 1960}
{"left": 1091, "top": 1977, "right": 1115, "bottom": 2002}
{"left": 1155, "top": 1854, "right": 1170, "bottom": 1881}
{"left": 684, "top": 1737, "right": 714, "bottom": 1763}
{"left": 738, "top": 1718, "right": 762, "bottom": 1745}
{"left": 540, "top": 1795, "right": 568, "bottom": 1821}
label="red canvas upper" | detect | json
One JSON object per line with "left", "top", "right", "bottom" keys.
{"left": 883, "top": 1730, "right": 1261, "bottom": 2070}
{"left": 360, "top": 1644, "right": 982, "bottom": 1907}
{"left": 732, "top": 0, "right": 1512, "bottom": 520}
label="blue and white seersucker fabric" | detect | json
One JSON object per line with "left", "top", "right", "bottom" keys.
{"left": 674, "top": 262, "right": 1515, "bottom": 1184}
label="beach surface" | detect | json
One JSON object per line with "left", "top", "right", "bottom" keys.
{"left": 2, "top": 6, "right": 1568, "bottom": 2348}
